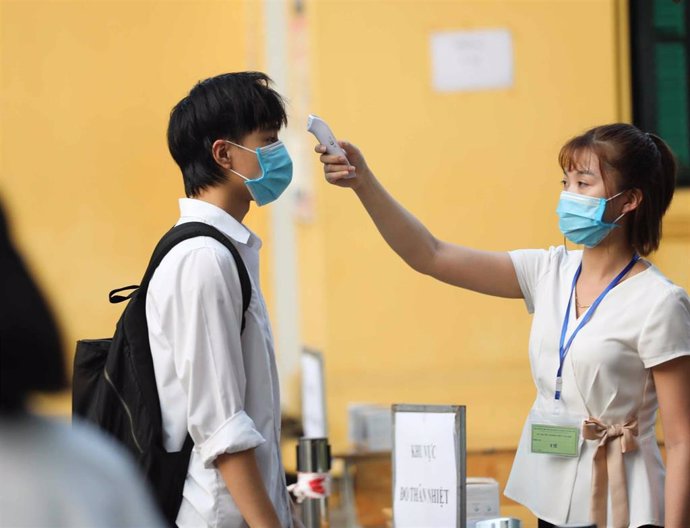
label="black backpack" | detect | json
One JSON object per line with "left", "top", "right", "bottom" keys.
{"left": 72, "top": 222, "right": 251, "bottom": 526}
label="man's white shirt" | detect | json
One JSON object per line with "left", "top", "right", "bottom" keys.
{"left": 146, "top": 198, "right": 291, "bottom": 527}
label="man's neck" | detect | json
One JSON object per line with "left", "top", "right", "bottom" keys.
{"left": 195, "top": 186, "right": 250, "bottom": 224}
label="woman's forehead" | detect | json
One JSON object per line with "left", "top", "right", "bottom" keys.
{"left": 564, "top": 148, "right": 601, "bottom": 176}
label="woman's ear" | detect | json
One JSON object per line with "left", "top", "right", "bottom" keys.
{"left": 622, "top": 188, "right": 643, "bottom": 215}
{"left": 211, "top": 140, "right": 233, "bottom": 170}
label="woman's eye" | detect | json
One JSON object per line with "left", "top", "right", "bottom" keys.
{"left": 578, "top": 182, "right": 588, "bottom": 187}
{"left": 560, "top": 180, "right": 567, "bottom": 187}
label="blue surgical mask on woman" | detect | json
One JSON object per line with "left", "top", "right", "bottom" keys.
{"left": 556, "top": 190, "right": 626, "bottom": 248}
{"left": 227, "top": 140, "right": 293, "bottom": 206}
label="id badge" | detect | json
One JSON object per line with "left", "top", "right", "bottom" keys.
{"left": 529, "top": 404, "right": 582, "bottom": 457}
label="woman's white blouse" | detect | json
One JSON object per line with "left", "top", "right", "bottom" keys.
{"left": 505, "top": 246, "right": 690, "bottom": 527}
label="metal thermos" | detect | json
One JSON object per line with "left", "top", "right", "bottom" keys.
{"left": 296, "top": 437, "right": 331, "bottom": 528}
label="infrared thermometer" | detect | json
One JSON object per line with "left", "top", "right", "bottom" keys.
{"left": 307, "top": 114, "right": 349, "bottom": 160}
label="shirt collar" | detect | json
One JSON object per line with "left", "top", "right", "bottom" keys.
{"left": 178, "top": 198, "right": 258, "bottom": 247}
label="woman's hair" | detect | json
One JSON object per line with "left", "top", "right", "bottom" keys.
{"left": 0, "top": 201, "right": 66, "bottom": 413}
{"left": 558, "top": 123, "right": 677, "bottom": 256}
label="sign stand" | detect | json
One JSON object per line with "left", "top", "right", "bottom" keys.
{"left": 392, "top": 404, "right": 466, "bottom": 528}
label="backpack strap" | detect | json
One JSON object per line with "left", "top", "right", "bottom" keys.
{"left": 109, "top": 285, "right": 139, "bottom": 303}
{"left": 128, "top": 222, "right": 252, "bottom": 332}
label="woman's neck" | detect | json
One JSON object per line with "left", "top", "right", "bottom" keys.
{"left": 580, "top": 232, "right": 636, "bottom": 282}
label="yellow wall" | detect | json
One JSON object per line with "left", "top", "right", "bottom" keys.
{"left": 0, "top": 0, "right": 272, "bottom": 412}
{"left": 304, "top": 0, "right": 690, "bottom": 451}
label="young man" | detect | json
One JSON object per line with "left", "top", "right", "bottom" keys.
{"left": 147, "top": 72, "right": 293, "bottom": 527}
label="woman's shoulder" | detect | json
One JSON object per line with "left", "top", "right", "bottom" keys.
{"left": 634, "top": 266, "right": 690, "bottom": 367}
{"left": 510, "top": 245, "right": 579, "bottom": 269}
{"left": 508, "top": 246, "right": 580, "bottom": 297}
{"left": 636, "top": 262, "right": 689, "bottom": 301}
{"left": 626, "top": 264, "right": 690, "bottom": 334}
{"left": 551, "top": 245, "right": 582, "bottom": 266}
{"left": 534, "top": 245, "right": 582, "bottom": 265}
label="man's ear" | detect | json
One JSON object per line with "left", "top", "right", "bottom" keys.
{"left": 622, "top": 188, "right": 643, "bottom": 215}
{"left": 211, "top": 140, "right": 233, "bottom": 170}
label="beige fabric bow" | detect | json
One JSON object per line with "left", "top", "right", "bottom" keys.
{"left": 582, "top": 417, "right": 639, "bottom": 528}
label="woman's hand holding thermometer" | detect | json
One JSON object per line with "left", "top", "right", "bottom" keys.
{"left": 307, "top": 114, "right": 369, "bottom": 188}
{"left": 307, "top": 114, "right": 349, "bottom": 159}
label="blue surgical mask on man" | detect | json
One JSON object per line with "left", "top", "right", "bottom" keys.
{"left": 227, "top": 140, "right": 293, "bottom": 206}
{"left": 556, "top": 190, "right": 626, "bottom": 248}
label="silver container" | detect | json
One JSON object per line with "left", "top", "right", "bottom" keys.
{"left": 296, "top": 437, "right": 331, "bottom": 528}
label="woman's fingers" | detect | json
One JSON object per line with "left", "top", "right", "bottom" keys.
{"left": 314, "top": 142, "right": 359, "bottom": 186}
{"left": 325, "top": 163, "right": 353, "bottom": 173}
{"left": 320, "top": 154, "right": 347, "bottom": 164}
{"left": 325, "top": 171, "right": 352, "bottom": 183}
{"left": 314, "top": 144, "right": 350, "bottom": 164}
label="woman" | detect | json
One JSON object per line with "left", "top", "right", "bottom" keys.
{"left": 315, "top": 123, "right": 690, "bottom": 527}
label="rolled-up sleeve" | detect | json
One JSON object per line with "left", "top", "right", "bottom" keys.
{"left": 159, "top": 239, "right": 265, "bottom": 463}
{"left": 199, "top": 410, "right": 266, "bottom": 468}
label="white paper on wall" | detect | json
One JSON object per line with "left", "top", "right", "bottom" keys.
{"left": 431, "top": 28, "right": 514, "bottom": 92}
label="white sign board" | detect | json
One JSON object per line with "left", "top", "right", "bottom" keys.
{"left": 301, "top": 349, "right": 327, "bottom": 437}
{"left": 431, "top": 29, "right": 513, "bottom": 92}
{"left": 393, "top": 405, "right": 466, "bottom": 527}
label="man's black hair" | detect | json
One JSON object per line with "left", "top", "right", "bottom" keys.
{"left": 167, "top": 72, "right": 288, "bottom": 197}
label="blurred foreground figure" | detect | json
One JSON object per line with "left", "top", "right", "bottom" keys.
{"left": 0, "top": 200, "right": 164, "bottom": 528}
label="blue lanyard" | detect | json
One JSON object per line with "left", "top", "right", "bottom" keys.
{"left": 555, "top": 254, "right": 640, "bottom": 400}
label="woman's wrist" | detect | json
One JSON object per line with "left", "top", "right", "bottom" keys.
{"left": 352, "top": 167, "right": 376, "bottom": 195}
